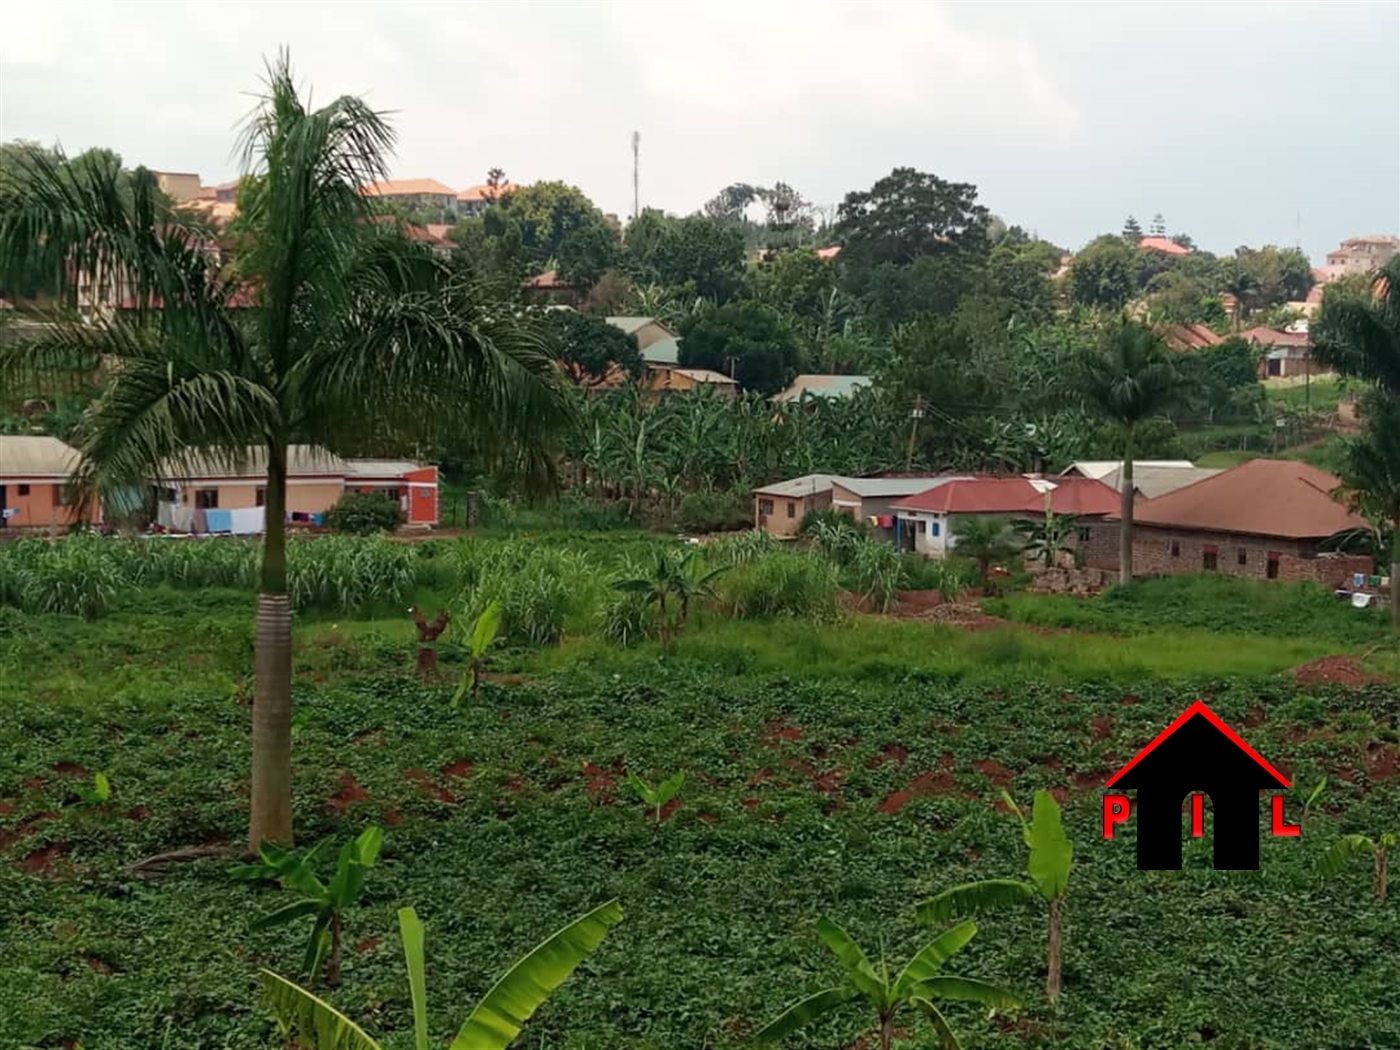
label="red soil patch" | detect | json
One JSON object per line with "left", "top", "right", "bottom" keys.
{"left": 0, "top": 802, "right": 12, "bottom": 817}
{"left": 1048, "top": 786, "right": 1069, "bottom": 804}
{"left": 866, "top": 744, "right": 910, "bottom": 771}
{"left": 1072, "top": 769, "right": 1106, "bottom": 791}
{"left": 505, "top": 776, "right": 526, "bottom": 793}
{"left": 1292, "top": 655, "right": 1377, "bottom": 687}
{"left": 1037, "top": 756, "right": 1063, "bottom": 772}
{"left": 742, "top": 797, "right": 761, "bottom": 810}
{"left": 327, "top": 773, "right": 370, "bottom": 813}
{"left": 750, "top": 768, "right": 773, "bottom": 786}
{"left": 1244, "top": 706, "right": 1266, "bottom": 729}
{"left": 974, "top": 759, "right": 1016, "bottom": 786}
{"left": 582, "top": 761, "right": 620, "bottom": 801}
{"left": 697, "top": 812, "right": 719, "bottom": 825}
{"left": 658, "top": 798, "right": 683, "bottom": 822}
{"left": 762, "top": 718, "right": 804, "bottom": 746}
{"left": 355, "top": 937, "right": 381, "bottom": 954}
{"left": 1120, "top": 694, "right": 1140, "bottom": 706}
{"left": 383, "top": 809, "right": 403, "bottom": 826}
{"left": 1090, "top": 716, "right": 1115, "bottom": 740}
{"left": 84, "top": 955, "right": 115, "bottom": 975}
{"left": 18, "top": 841, "right": 69, "bottom": 873}
{"left": 402, "top": 769, "right": 456, "bottom": 805}
{"left": 442, "top": 760, "right": 475, "bottom": 780}
{"left": 126, "top": 806, "right": 152, "bottom": 822}
{"left": 0, "top": 811, "right": 59, "bottom": 852}
{"left": 22, "top": 777, "right": 44, "bottom": 791}
{"left": 880, "top": 768, "right": 959, "bottom": 814}
{"left": 1365, "top": 743, "right": 1397, "bottom": 781}
{"left": 812, "top": 770, "right": 845, "bottom": 796}
{"left": 51, "top": 762, "right": 87, "bottom": 778}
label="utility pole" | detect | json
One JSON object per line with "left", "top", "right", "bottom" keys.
{"left": 905, "top": 396, "right": 925, "bottom": 471}
{"left": 631, "top": 131, "right": 640, "bottom": 221}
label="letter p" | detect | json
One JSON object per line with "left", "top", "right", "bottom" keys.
{"left": 1103, "top": 793, "right": 1131, "bottom": 838}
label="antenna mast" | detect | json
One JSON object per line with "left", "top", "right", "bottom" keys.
{"left": 631, "top": 131, "right": 640, "bottom": 221}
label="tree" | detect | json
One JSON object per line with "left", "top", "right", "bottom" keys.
{"left": 1069, "top": 235, "right": 1135, "bottom": 309}
{"left": 836, "top": 167, "right": 990, "bottom": 276}
{"left": 917, "top": 790, "right": 1074, "bottom": 1005}
{"left": 0, "top": 56, "right": 570, "bottom": 850}
{"left": 623, "top": 209, "right": 745, "bottom": 302}
{"left": 614, "top": 548, "right": 726, "bottom": 652}
{"left": 263, "top": 900, "right": 623, "bottom": 1050}
{"left": 756, "top": 915, "right": 1018, "bottom": 1050}
{"left": 1332, "top": 398, "right": 1400, "bottom": 633}
{"left": 548, "top": 310, "right": 643, "bottom": 387}
{"left": 557, "top": 221, "right": 620, "bottom": 288}
{"left": 987, "top": 243, "right": 1055, "bottom": 322}
{"left": 951, "top": 516, "right": 1022, "bottom": 587}
{"left": 1080, "top": 322, "right": 1183, "bottom": 582}
{"left": 494, "top": 180, "right": 613, "bottom": 265}
{"left": 1149, "top": 213, "right": 1166, "bottom": 237}
{"left": 1016, "top": 509, "right": 1082, "bottom": 568}
{"left": 678, "top": 301, "right": 803, "bottom": 396}
{"left": 1121, "top": 215, "right": 1143, "bottom": 242}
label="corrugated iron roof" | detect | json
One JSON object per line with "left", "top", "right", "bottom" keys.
{"left": 153, "top": 444, "right": 346, "bottom": 481}
{"left": 0, "top": 435, "right": 81, "bottom": 477}
{"left": 894, "top": 476, "right": 1118, "bottom": 516}
{"left": 771, "top": 374, "right": 872, "bottom": 403}
{"left": 360, "top": 179, "right": 457, "bottom": 198}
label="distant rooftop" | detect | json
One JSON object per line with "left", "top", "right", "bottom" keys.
{"left": 360, "top": 179, "right": 457, "bottom": 198}
{"left": 771, "top": 374, "right": 872, "bottom": 403}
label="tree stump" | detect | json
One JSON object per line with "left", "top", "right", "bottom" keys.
{"left": 411, "top": 607, "right": 451, "bottom": 676}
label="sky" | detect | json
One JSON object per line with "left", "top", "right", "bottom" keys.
{"left": 2, "top": 0, "right": 1397, "bottom": 262}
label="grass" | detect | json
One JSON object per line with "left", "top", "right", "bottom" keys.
{"left": 1265, "top": 374, "right": 1345, "bottom": 414}
{"left": 3, "top": 550, "right": 1399, "bottom": 1049}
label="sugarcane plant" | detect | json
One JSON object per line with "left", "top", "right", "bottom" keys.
{"left": 756, "top": 916, "right": 1018, "bottom": 1050}
{"left": 233, "top": 826, "right": 383, "bottom": 986}
{"left": 451, "top": 600, "right": 503, "bottom": 707}
{"left": 262, "top": 899, "right": 623, "bottom": 1050}
{"left": 1319, "top": 830, "right": 1395, "bottom": 902}
{"left": 625, "top": 769, "right": 685, "bottom": 823}
{"left": 917, "top": 789, "right": 1074, "bottom": 1005}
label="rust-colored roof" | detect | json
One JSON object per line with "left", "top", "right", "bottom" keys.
{"left": 1159, "top": 324, "right": 1223, "bottom": 351}
{"left": 360, "top": 178, "right": 457, "bottom": 198}
{"left": 893, "top": 476, "right": 1117, "bottom": 516}
{"left": 1128, "top": 458, "right": 1367, "bottom": 539}
{"left": 525, "top": 269, "right": 573, "bottom": 289}
{"left": 1139, "top": 236, "right": 1190, "bottom": 256}
{"left": 458, "top": 182, "right": 518, "bottom": 202}
{"left": 425, "top": 224, "right": 454, "bottom": 240}
{"left": 815, "top": 245, "right": 841, "bottom": 259}
{"left": 1239, "top": 326, "right": 1310, "bottom": 348}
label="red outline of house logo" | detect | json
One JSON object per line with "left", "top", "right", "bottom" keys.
{"left": 1102, "top": 701, "right": 1300, "bottom": 870}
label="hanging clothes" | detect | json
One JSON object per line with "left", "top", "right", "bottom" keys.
{"left": 876, "top": 515, "right": 895, "bottom": 529}
{"left": 205, "top": 509, "right": 234, "bottom": 534}
{"left": 228, "top": 506, "right": 265, "bottom": 536}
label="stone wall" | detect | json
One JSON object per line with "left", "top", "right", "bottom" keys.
{"left": 1082, "top": 522, "right": 1372, "bottom": 589}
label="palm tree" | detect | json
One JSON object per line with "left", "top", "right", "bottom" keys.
{"left": 950, "top": 516, "right": 1022, "bottom": 589}
{"left": 1080, "top": 322, "right": 1182, "bottom": 583}
{"left": 0, "top": 54, "right": 570, "bottom": 850}
{"left": 756, "top": 916, "right": 1018, "bottom": 1050}
{"left": 1312, "top": 259, "right": 1400, "bottom": 630}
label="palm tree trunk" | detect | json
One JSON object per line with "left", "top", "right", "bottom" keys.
{"left": 250, "top": 443, "right": 293, "bottom": 851}
{"left": 1119, "top": 425, "right": 1135, "bottom": 585}
{"left": 1046, "top": 896, "right": 1063, "bottom": 1005}
{"left": 1390, "top": 522, "right": 1399, "bottom": 636}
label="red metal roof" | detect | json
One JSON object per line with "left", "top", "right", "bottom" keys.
{"left": 894, "top": 476, "right": 1118, "bottom": 516}
{"left": 1139, "top": 236, "right": 1190, "bottom": 256}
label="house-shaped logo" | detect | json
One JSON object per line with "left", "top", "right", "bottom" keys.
{"left": 1102, "top": 701, "right": 1299, "bottom": 869}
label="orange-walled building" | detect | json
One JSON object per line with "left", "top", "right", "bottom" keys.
{"left": 0, "top": 436, "right": 101, "bottom": 530}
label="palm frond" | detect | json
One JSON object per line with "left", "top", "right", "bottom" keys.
{"left": 892, "top": 920, "right": 977, "bottom": 996}
{"left": 909, "top": 976, "right": 1020, "bottom": 1009}
{"left": 911, "top": 997, "right": 965, "bottom": 1050}
{"left": 1318, "top": 834, "right": 1376, "bottom": 879}
{"left": 813, "top": 917, "right": 885, "bottom": 1004}
{"left": 754, "top": 986, "right": 858, "bottom": 1044}
{"left": 915, "top": 879, "right": 1038, "bottom": 925}
{"left": 260, "top": 969, "right": 381, "bottom": 1050}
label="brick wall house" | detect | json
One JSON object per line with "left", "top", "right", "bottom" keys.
{"left": 1082, "top": 522, "right": 1371, "bottom": 587}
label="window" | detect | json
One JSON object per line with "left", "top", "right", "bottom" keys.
{"left": 1078, "top": 526, "right": 1092, "bottom": 542}
{"left": 758, "top": 498, "right": 774, "bottom": 516}
{"left": 1169, "top": 540, "right": 1181, "bottom": 557}
{"left": 255, "top": 488, "right": 266, "bottom": 507}
{"left": 195, "top": 489, "right": 219, "bottom": 510}
{"left": 916, "top": 520, "right": 927, "bottom": 535}
{"left": 1237, "top": 548, "right": 1248, "bottom": 566}
{"left": 931, "top": 521, "right": 941, "bottom": 537}
{"left": 17, "top": 484, "right": 30, "bottom": 496}
{"left": 1203, "top": 550, "right": 1218, "bottom": 571}
{"left": 786, "top": 501, "right": 795, "bottom": 519}
{"left": 58, "top": 484, "right": 75, "bottom": 507}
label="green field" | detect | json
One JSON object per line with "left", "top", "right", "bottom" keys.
{"left": 2, "top": 535, "right": 1398, "bottom": 1050}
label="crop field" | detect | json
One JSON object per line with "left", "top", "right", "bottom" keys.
{"left": 1, "top": 534, "right": 1397, "bottom": 1050}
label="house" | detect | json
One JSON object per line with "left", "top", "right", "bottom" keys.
{"left": 0, "top": 435, "right": 100, "bottom": 529}
{"left": 523, "top": 270, "right": 584, "bottom": 307}
{"left": 1106, "top": 700, "right": 1291, "bottom": 870}
{"left": 752, "top": 474, "right": 843, "bottom": 537}
{"left": 643, "top": 366, "right": 737, "bottom": 398}
{"left": 771, "top": 375, "right": 873, "bottom": 404}
{"left": 1059, "top": 461, "right": 1220, "bottom": 500}
{"left": 199, "top": 180, "right": 241, "bottom": 204}
{"left": 457, "top": 181, "right": 517, "bottom": 218}
{"left": 1325, "top": 235, "right": 1400, "bottom": 275}
{"left": 151, "top": 171, "right": 202, "bottom": 203}
{"left": 892, "top": 476, "right": 1118, "bottom": 558}
{"left": 642, "top": 337, "right": 681, "bottom": 366}
{"left": 150, "top": 445, "right": 438, "bottom": 531}
{"left": 1138, "top": 236, "right": 1191, "bottom": 256}
{"left": 606, "top": 317, "right": 679, "bottom": 353}
{"left": 830, "top": 476, "right": 967, "bottom": 541}
{"left": 360, "top": 179, "right": 459, "bottom": 217}
{"left": 1240, "top": 326, "right": 1319, "bottom": 379}
{"left": 815, "top": 246, "right": 842, "bottom": 260}
{"left": 1158, "top": 324, "right": 1222, "bottom": 352}
{"left": 1080, "top": 458, "right": 1372, "bottom": 586}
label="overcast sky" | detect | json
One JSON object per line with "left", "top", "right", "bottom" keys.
{"left": 3, "top": 1, "right": 1397, "bottom": 260}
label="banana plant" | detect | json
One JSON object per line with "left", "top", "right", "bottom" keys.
{"left": 1319, "top": 830, "right": 1396, "bottom": 901}
{"left": 613, "top": 548, "right": 727, "bottom": 653}
{"left": 234, "top": 826, "right": 383, "bottom": 986}
{"left": 262, "top": 899, "right": 624, "bottom": 1050}
{"left": 757, "top": 916, "right": 1017, "bottom": 1050}
{"left": 626, "top": 768, "right": 685, "bottom": 823}
{"left": 917, "top": 789, "right": 1074, "bottom": 1005}
{"left": 452, "top": 599, "right": 503, "bottom": 708}
{"left": 75, "top": 771, "right": 112, "bottom": 808}
{"left": 1296, "top": 776, "right": 1327, "bottom": 831}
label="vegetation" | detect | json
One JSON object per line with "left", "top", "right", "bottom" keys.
{"left": 1318, "top": 831, "right": 1395, "bottom": 902}
{"left": 324, "top": 492, "right": 404, "bottom": 536}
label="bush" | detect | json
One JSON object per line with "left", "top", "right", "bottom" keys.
{"left": 717, "top": 551, "right": 841, "bottom": 621}
{"left": 706, "top": 530, "right": 780, "bottom": 566}
{"left": 286, "top": 535, "right": 415, "bottom": 612}
{"left": 597, "top": 590, "right": 655, "bottom": 647}
{"left": 675, "top": 490, "right": 751, "bottom": 533}
{"left": 18, "top": 534, "right": 124, "bottom": 620}
{"left": 455, "top": 539, "right": 599, "bottom": 646}
{"left": 324, "top": 491, "right": 403, "bottom": 535}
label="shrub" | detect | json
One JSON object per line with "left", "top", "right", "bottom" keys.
{"left": 456, "top": 540, "right": 599, "bottom": 646}
{"left": 717, "top": 551, "right": 841, "bottom": 621}
{"left": 675, "top": 490, "right": 751, "bottom": 533}
{"left": 19, "top": 534, "right": 124, "bottom": 620}
{"left": 324, "top": 491, "right": 403, "bottom": 535}
{"left": 849, "top": 535, "right": 903, "bottom": 612}
{"left": 706, "top": 530, "right": 780, "bottom": 566}
{"left": 286, "top": 535, "right": 414, "bottom": 612}
{"left": 597, "top": 590, "right": 655, "bottom": 646}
